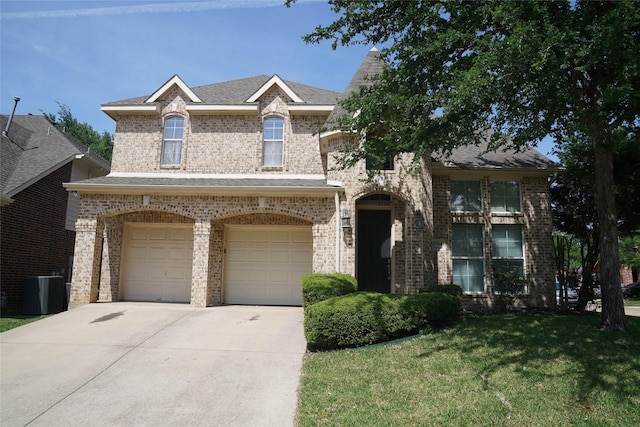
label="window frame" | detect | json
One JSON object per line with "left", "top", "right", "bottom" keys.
{"left": 262, "top": 116, "right": 284, "bottom": 167}
{"left": 450, "top": 180, "right": 483, "bottom": 212}
{"left": 451, "top": 224, "right": 486, "bottom": 294}
{"left": 490, "top": 181, "right": 521, "bottom": 213}
{"left": 161, "top": 115, "right": 185, "bottom": 167}
{"left": 491, "top": 224, "right": 525, "bottom": 277}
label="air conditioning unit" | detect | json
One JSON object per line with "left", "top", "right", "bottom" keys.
{"left": 23, "top": 276, "right": 66, "bottom": 315}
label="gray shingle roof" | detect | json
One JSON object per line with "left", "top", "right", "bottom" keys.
{"left": 326, "top": 48, "right": 384, "bottom": 124}
{"left": 103, "top": 75, "right": 340, "bottom": 106}
{"left": 1, "top": 115, "right": 111, "bottom": 198}
{"left": 432, "top": 140, "right": 559, "bottom": 170}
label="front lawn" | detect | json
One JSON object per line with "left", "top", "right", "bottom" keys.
{"left": 0, "top": 311, "right": 49, "bottom": 333}
{"left": 625, "top": 297, "right": 640, "bottom": 307}
{"left": 296, "top": 313, "right": 640, "bottom": 426}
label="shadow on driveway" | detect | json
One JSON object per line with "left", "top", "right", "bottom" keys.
{"left": 1, "top": 302, "right": 306, "bottom": 427}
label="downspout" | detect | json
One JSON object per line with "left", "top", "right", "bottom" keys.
{"left": 335, "top": 191, "right": 341, "bottom": 272}
{"left": 2, "top": 97, "right": 20, "bottom": 138}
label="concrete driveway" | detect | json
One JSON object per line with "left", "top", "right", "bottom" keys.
{"left": 1, "top": 303, "right": 306, "bottom": 427}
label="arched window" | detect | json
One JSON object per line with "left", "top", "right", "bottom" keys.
{"left": 161, "top": 116, "right": 184, "bottom": 166}
{"left": 262, "top": 116, "right": 284, "bottom": 167}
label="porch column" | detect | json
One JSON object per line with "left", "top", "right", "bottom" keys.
{"left": 70, "top": 218, "right": 103, "bottom": 304}
{"left": 99, "top": 218, "right": 123, "bottom": 302}
{"left": 190, "top": 219, "right": 211, "bottom": 307}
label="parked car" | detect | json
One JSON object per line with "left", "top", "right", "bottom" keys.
{"left": 556, "top": 283, "right": 579, "bottom": 307}
{"left": 622, "top": 282, "right": 640, "bottom": 298}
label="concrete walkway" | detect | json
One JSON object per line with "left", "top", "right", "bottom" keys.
{"left": 1, "top": 303, "right": 306, "bottom": 427}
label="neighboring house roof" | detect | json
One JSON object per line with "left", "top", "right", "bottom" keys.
{"left": 0, "top": 115, "right": 111, "bottom": 202}
{"left": 432, "top": 140, "right": 559, "bottom": 172}
{"left": 64, "top": 175, "right": 342, "bottom": 197}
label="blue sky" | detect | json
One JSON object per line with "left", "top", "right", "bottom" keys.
{"left": 1, "top": 0, "right": 557, "bottom": 160}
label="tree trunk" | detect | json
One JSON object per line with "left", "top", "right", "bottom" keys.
{"left": 593, "top": 135, "right": 628, "bottom": 331}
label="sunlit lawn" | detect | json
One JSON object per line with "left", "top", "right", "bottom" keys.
{"left": 0, "top": 311, "right": 50, "bottom": 333}
{"left": 296, "top": 313, "right": 640, "bottom": 426}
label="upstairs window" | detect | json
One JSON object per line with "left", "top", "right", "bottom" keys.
{"left": 490, "top": 181, "right": 521, "bottom": 213}
{"left": 365, "top": 155, "right": 394, "bottom": 171}
{"left": 450, "top": 180, "right": 482, "bottom": 212}
{"left": 262, "top": 117, "right": 284, "bottom": 167}
{"left": 161, "top": 116, "right": 184, "bottom": 166}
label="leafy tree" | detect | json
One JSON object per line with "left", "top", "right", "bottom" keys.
{"left": 43, "top": 103, "right": 113, "bottom": 162}
{"left": 552, "top": 133, "right": 640, "bottom": 310}
{"left": 620, "top": 232, "right": 640, "bottom": 282}
{"left": 287, "top": 0, "right": 640, "bottom": 331}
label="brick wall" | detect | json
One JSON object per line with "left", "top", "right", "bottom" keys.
{"left": 111, "top": 88, "right": 328, "bottom": 175}
{"left": 0, "top": 163, "right": 75, "bottom": 310}
{"left": 432, "top": 173, "right": 556, "bottom": 310}
{"left": 72, "top": 193, "right": 337, "bottom": 306}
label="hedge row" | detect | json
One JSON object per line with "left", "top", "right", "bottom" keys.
{"left": 419, "top": 284, "right": 463, "bottom": 297}
{"left": 304, "top": 291, "right": 462, "bottom": 351}
{"left": 300, "top": 273, "right": 357, "bottom": 307}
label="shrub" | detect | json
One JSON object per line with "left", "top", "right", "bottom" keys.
{"left": 304, "top": 292, "right": 461, "bottom": 351}
{"left": 300, "top": 273, "right": 357, "bottom": 307}
{"left": 418, "top": 284, "right": 463, "bottom": 298}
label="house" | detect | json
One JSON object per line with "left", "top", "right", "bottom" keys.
{"left": 1, "top": 112, "right": 110, "bottom": 310}
{"left": 65, "top": 49, "right": 558, "bottom": 310}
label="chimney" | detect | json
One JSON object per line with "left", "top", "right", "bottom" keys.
{"left": 2, "top": 97, "right": 21, "bottom": 138}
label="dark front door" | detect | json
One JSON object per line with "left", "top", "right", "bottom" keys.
{"left": 357, "top": 209, "right": 391, "bottom": 293}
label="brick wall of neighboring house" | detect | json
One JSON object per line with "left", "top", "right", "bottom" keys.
{"left": 0, "top": 162, "right": 75, "bottom": 310}
{"left": 621, "top": 266, "right": 635, "bottom": 285}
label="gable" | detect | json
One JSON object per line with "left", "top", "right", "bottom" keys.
{"left": 145, "top": 75, "right": 202, "bottom": 103}
{"left": 246, "top": 75, "right": 303, "bottom": 103}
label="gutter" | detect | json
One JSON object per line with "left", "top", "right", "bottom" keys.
{"left": 63, "top": 182, "right": 344, "bottom": 197}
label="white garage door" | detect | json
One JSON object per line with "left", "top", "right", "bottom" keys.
{"left": 121, "top": 223, "right": 193, "bottom": 303}
{"left": 224, "top": 225, "right": 312, "bottom": 306}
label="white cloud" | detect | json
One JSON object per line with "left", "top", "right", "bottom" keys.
{"left": 1, "top": 0, "right": 321, "bottom": 20}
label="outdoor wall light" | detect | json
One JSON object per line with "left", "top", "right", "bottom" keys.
{"left": 341, "top": 208, "right": 352, "bottom": 229}
{"left": 414, "top": 209, "right": 425, "bottom": 230}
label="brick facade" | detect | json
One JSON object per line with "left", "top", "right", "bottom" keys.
{"left": 69, "top": 73, "right": 557, "bottom": 311}
{"left": 1, "top": 163, "right": 76, "bottom": 310}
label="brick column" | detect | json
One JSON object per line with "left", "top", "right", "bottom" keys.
{"left": 190, "top": 220, "right": 211, "bottom": 307}
{"left": 99, "top": 218, "right": 123, "bottom": 302}
{"left": 70, "top": 218, "right": 103, "bottom": 304}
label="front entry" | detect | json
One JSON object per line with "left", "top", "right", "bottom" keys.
{"left": 357, "top": 209, "right": 391, "bottom": 293}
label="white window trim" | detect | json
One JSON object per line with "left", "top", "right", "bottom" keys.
{"left": 161, "top": 115, "right": 184, "bottom": 167}
{"left": 262, "top": 116, "right": 284, "bottom": 168}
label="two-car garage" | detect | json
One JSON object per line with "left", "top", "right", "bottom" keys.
{"left": 120, "top": 223, "right": 312, "bottom": 306}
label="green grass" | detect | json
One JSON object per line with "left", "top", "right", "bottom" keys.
{"left": 0, "top": 311, "right": 49, "bottom": 332}
{"left": 624, "top": 297, "right": 640, "bottom": 306}
{"left": 296, "top": 313, "right": 640, "bottom": 427}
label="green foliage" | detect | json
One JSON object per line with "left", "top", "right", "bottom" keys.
{"left": 491, "top": 267, "right": 527, "bottom": 313}
{"left": 43, "top": 102, "right": 113, "bottom": 162}
{"left": 289, "top": 0, "right": 639, "bottom": 331}
{"left": 418, "top": 284, "right": 463, "bottom": 298}
{"left": 300, "top": 273, "right": 356, "bottom": 307}
{"left": 304, "top": 292, "right": 461, "bottom": 351}
{"left": 620, "top": 231, "right": 640, "bottom": 271}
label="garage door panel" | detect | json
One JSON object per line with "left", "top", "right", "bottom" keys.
{"left": 224, "top": 226, "right": 311, "bottom": 306}
{"left": 148, "top": 228, "right": 167, "bottom": 240}
{"left": 122, "top": 224, "right": 193, "bottom": 303}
